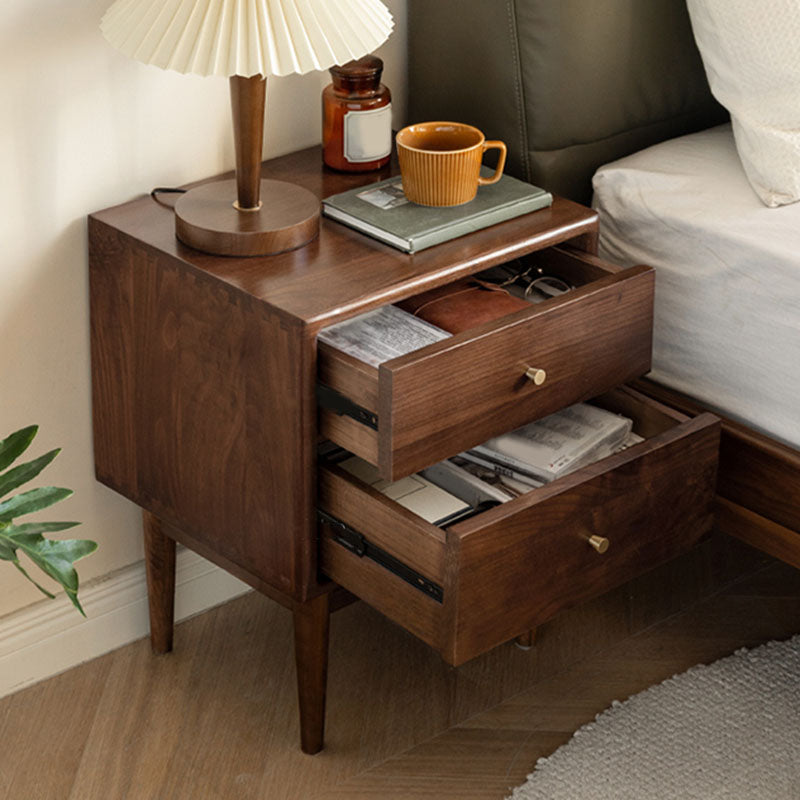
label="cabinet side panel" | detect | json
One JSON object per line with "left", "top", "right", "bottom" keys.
{"left": 90, "top": 219, "right": 140, "bottom": 497}
{"left": 89, "top": 220, "right": 316, "bottom": 600}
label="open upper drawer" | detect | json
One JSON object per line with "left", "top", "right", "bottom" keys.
{"left": 318, "top": 386, "right": 720, "bottom": 666}
{"left": 317, "top": 246, "right": 654, "bottom": 481}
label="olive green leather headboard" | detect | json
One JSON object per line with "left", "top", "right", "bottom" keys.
{"left": 407, "top": 0, "right": 727, "bottom": 204}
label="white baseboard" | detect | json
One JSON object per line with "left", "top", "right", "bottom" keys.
{"left": 0, "top": 548, "right": 251, "bottom": 698}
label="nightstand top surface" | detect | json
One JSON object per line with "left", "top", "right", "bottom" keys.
{"left": 90, "top": 146, "right": 598, "bottom": 331}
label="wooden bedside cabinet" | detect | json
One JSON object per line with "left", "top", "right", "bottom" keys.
{"left": 88, "top": 146, "right": 720, "bottom": 754}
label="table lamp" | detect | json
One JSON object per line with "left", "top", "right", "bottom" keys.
{"left": 100, "top": 0, "right": 394, "bottom": 257}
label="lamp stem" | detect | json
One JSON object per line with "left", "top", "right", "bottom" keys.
{"left": 230, "top": 74, "right": 267, "bottom": 211}
{"left": 175, "top": 73, "right": 318, "bottom": 257}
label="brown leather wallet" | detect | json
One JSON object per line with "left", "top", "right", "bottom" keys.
{"left": 396, "top": 278, "right": 530, "bottom": 334}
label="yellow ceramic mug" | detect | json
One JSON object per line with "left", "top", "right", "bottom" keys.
{"left": 396, "top": 122, "right": 507, "bottom": 206}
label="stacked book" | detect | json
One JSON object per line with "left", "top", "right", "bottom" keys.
{"left": 324, "top": 403, "right": 644, "bottom": 528}
{"left": 322, "top": 170, "right": 552, "bottom": 254}
{"left": 460, "top": 403, "right": 641, "bottom": 490}
{"left": 431, "top": 403, "right": 643, "bottom": 509}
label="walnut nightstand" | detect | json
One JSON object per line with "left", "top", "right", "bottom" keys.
{"left": 89, "top": 146, "right": 719, "bottom": 754}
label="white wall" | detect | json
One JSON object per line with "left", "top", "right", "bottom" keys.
{"left": 0, "top": 0, "right": 407, "bottom": 625}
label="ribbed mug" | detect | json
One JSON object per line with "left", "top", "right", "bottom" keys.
{"left": 396, "top": 122, "right": 507, "bottom": 206}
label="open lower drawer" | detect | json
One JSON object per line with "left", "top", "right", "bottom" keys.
{"left": 318, "top": 386, "right": 720, "bottom": 666}
{"left": 317, "top": 246, "right": 654, "bottom": 481}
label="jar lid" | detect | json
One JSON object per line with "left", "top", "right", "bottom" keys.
{"left": 329, "top": 55, "right": 383, "bottom": 78}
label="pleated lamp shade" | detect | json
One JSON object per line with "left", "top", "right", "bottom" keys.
{"left": 100, "top": 0, "right": 394, "bottom": 258}
{"left": 101, "top": 0, "right": 394, "bottom": 78}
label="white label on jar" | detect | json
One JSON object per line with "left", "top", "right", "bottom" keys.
{"left": 343, "top": 104, "right": 392, "bottom": 163}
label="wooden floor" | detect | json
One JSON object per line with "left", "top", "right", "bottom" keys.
{"left": 2, "top": 533, "right": 799, "bottom": 800}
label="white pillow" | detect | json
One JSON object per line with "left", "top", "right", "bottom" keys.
{"left": 687, "top": 0, "right": 800, "bottom": 207}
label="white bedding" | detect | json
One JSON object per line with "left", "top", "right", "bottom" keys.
{"left": 592, "top": 124, "right": 800, "bottom": 449}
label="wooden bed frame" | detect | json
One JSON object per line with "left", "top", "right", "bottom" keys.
{"left": 635, "top": 380, "right": 800, "bottom": 570}
{"left": 407, "top": 0, "right": 800, "bottom": 566}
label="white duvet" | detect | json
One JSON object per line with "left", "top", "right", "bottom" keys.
{"left": 593, "top": 124, "right": 800, "bottom": 448}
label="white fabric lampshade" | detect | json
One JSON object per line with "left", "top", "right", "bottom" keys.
{"left": 101, "top": 0, "right": 394, "bottom": 78}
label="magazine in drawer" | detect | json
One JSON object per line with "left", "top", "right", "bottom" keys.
{"left": 318, "top": 387, "right": 720, "bottom": 666}
{"left": 317, "top": 247, "right": 654, "bottom": 481}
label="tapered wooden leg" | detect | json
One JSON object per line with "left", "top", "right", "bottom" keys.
{"left": 143, "top": 511, "right": 176, "bottom": 655}
{"left": 515, "top": 628, "right": 537, "bottom": 650}
{"left": 293, "top": 592, "right": 330, "bottom": 755}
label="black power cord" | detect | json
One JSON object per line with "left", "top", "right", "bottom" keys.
{"left": 150, "top": 187, "right": 186, "bottom": 208}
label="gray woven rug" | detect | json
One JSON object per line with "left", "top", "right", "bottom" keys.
{"left": 509, "top": 635, "right": 800, "bottom": 799}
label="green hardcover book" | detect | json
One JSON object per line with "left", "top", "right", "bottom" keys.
{"left": 322, "top": 168, "right": 553, "bottom": 253}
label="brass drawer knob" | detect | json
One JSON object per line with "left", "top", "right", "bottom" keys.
{"left": 589, "top": 535, "right": 609, "bottom": 554}
{"left": 525, "top": 366, "right": 546, "bottom": 385}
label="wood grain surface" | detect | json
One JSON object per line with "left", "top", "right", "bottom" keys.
{"left": 89, "top": 220, "right": 319, "bottom": 602}
{"left": 717, "top": 498, "right": 800, "bottom": 570}
{"left": 318, "top": 411, "right": 380, "bottom": 465}
{"left": 316, "top": 251, "right": 654, "bottom": 480}
{"left": 314, "top": 244, "right": 630, "bottom": 420}
{"left": 377, "top": 265, "right": 654, "bottom": 479}
{"left": 318, "top": 389, "right": 720, "bottom": 666}
{"left": 318, "top": 463, "right": 446, "bottom": 582}
{"left": 444, "top": 410, "right": 720, "bottom": 665}
{"left": 293, "top": 593, "right": 331, "bottom": 755}
{"left": 637, "top": 378, "right": 800, "bottom": 531}
{"left": 174, "top": 178, "right": 321, "bottom": 257}
{"left": 319, "top": 534, "right": 446, "bottom": 651}
{"left": 142, "top": 511, "right": 176, "bottom": 654}
{"left": 89, "top": 147, "right": 599, "bottom": 330}
{"left": 230, "top": 75, "right": 266, "bottom": 210}
{"left": 318, "top": 345, "right": 380, "bottom": 413}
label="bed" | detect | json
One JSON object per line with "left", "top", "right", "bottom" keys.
{"left": 593, "top": 122, "right": 800, "bottom": 451}
{"left": 407, "top": 0, "right": 800, "bottom": 568}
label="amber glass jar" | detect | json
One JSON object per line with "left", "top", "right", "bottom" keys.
{"left": 323, "top": 55, "right": 392, "bottom": 172}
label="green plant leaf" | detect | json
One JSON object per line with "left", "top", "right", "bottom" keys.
{"left": 0, "top": 426, "right": 37, "bottom": 472}
{"left": 6, "top": 521, "right": 80, "bottom": 535}
{"left": 0, "top": 486, "right": 73, "bottom": 523}
{"left": 1, "top": 524, "right": 97, "bottom": 615}
{"left": 0, "top": 539, "right": 16, "bottom": 560}
{"left": 0, "top": 425, "right": 95, "bottom": 616}
{"left": 12, "top": 560, "right": 56, "bottom": 600}
{"left": 0, "top": 448, "right": 60, "bottom": 500}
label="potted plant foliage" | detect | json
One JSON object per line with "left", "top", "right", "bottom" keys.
{"left": 0, "top": 425, "right": 97, "bottom": 615}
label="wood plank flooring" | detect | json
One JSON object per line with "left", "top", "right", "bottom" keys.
{"left": 1, "top": 532, "right": 799, "bottom": 800}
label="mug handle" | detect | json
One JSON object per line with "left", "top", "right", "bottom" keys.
{"left": 478, "top": 140, "right": 507, "bottom": 185}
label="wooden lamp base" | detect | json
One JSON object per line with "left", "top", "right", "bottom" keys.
{"left": 175, "top": 178, "right": 320, "bottom": 257}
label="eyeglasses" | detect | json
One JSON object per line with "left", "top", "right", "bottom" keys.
{"left": 478, "top": 262, "right": 573, "bottom": 303}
